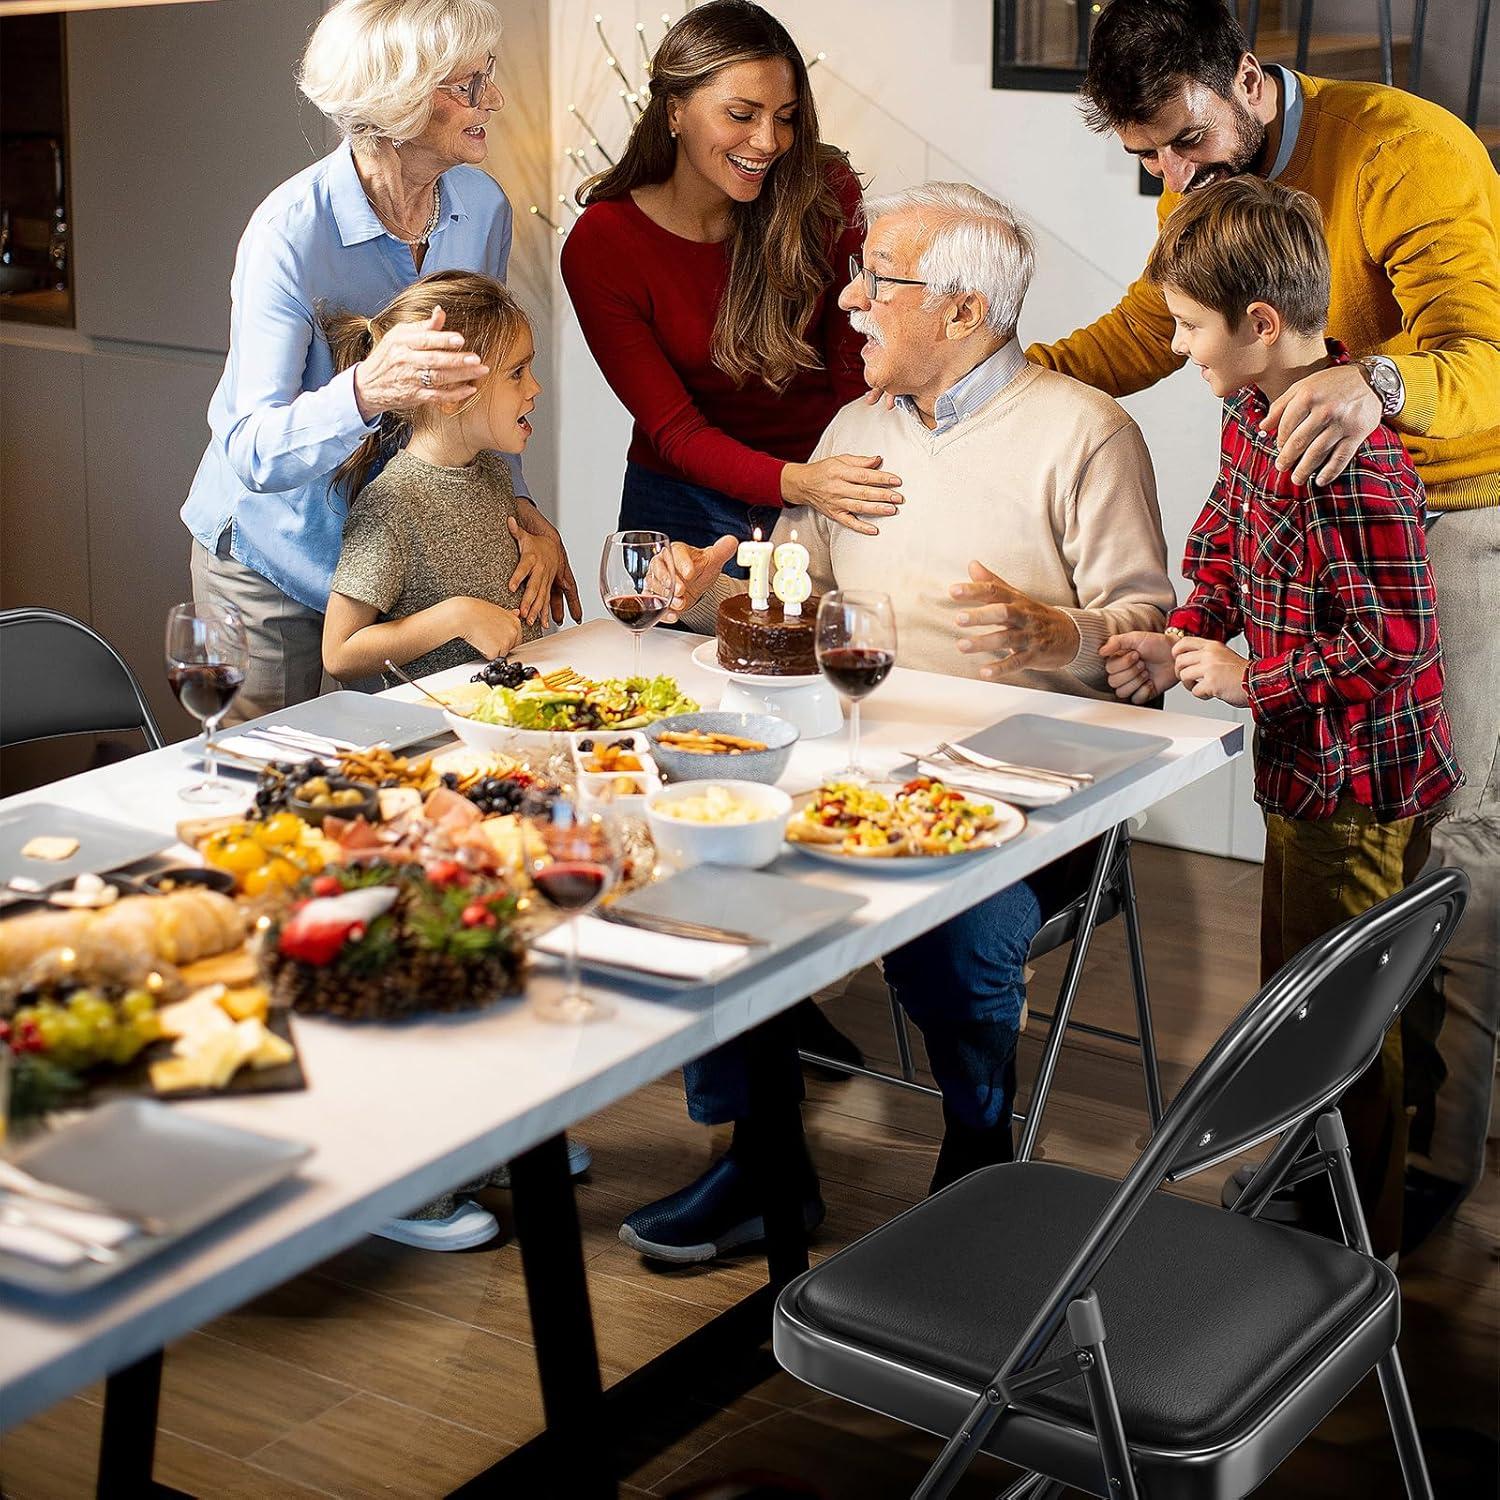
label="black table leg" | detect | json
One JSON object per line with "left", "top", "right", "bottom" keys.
{"left": 503, "top": 1131, "right": 613, "bottom": 1498}
{"left": 97, "top": 1348, "right": 187, "bottom": 1499}
{"left": 740, "top": 1008, "right": 812, "bottom": 1293}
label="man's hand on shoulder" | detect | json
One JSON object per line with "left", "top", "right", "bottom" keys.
{"left": 656, "top": 536, "right": 739, "bottom": 624}
{"left": 950, "top": 561, "right": 1080, "bottom": 678}
{"left": 1261, "top": 364, "right": 1382, "bottom": 487}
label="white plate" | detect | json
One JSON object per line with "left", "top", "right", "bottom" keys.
{"left": 690, "top": 638, "right": 823, "bottom": 689}
{"left": 786, "top": 781, "right": 1026, "bottom": 870}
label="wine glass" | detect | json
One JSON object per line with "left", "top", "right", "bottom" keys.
{"left": 527, "top": 794, "right": 624, "bottom": 1023}
{"left": 600, "top": 530, "right": 674, "bottom": 678}
{"left": 165, "top": 602, "right": 249, "bottom": 804}
{"left": 816, "top": 590, "right": 897, "bottom": 782}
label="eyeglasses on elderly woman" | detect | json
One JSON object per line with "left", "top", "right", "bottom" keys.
{"left": 437, "top": 55, "right": 496, "bottom": 110}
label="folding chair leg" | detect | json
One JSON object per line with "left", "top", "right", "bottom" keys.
{"left": 1067, "top": 1291, "right": 1140, "bottom": 1500}
{"left": 1119, "top": 837, "right": 1165, "bottom": 1128}
{"left": 1316, "top": 1112, "right": 1434, "bottom": 1500}
{"left": 889, "top": 988, "right": 919, "bottom": 1085}
{"left": 1017, "top": 824, "right": 1122, "bottom": 1162}
{"left": 994, "top": 1473, "right": 1049, "bottom": 1500}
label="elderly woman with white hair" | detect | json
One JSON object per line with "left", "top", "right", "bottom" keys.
{"left": 181, "top": 0, "right": 578, "bottom": 721}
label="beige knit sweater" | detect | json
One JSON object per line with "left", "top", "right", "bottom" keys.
{"left": 687, "top": 362, "right": 1175, "bottom": 700}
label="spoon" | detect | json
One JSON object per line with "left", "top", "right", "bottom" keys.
{"left": 383, "top": 659, "right": 469, "bottom": 717}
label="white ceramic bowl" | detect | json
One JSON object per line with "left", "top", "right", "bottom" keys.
{"left": 645, "top": 780, "right": 792, "bottom": 870}
{"left": 444, "top": 709, "right": 584, "bottom": 756}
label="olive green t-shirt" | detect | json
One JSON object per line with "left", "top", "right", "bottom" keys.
{"left": 330, "top": 449, "right": 544, "bottom": 682}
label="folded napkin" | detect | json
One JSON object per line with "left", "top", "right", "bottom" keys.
{"left": 211, "top": 735, "right": 315, "bottom": 766}
{"left": 915, "top": 759, "right": 1071, "bottom": 807}
{"left": 534, "top": 916, "right": 749, "bottom": 981}
{"left": 0, "top": 1193, "right": 137, "bottom": 1268}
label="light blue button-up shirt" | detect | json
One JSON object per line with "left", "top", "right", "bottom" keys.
{"left": 896, "top": 337, "right": 1027, "bottom": 436}
{"left": 180, "top": 143, "right": 524, "bottom": 611}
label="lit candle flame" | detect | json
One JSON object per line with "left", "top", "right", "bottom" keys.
{"left": 753, "top": 526, "right": 762, "bottom": 541}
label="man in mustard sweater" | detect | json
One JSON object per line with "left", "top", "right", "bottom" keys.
{"left": 1030, "top": 0, "right": 1499, "bottom": 1241}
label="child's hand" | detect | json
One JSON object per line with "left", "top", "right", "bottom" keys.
{"left": 1172, "top": 637, "right": 1250, "bottom": 707}
{"left": 1100, "top": 631, "right": 1178, "bottom": 704}
{"left": 451, "top": 598, "right": 523, "bottom": 660}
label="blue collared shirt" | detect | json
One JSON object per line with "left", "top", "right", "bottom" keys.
{"left": 180, "top": 144, "right": 522, "bottom": 611}
{"left": 1268, "top": 66, "right": 1304, "bottom": 181}
{"left": 896, "top": 338, "right": 1027, "bottom": 435}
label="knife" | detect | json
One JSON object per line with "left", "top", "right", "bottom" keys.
{"left": 599, "top": 908, "right": 766, "bottom": 947}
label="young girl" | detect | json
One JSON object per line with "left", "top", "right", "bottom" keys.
{"left": 322, "top": 271, "right": 544, "bottom": 687}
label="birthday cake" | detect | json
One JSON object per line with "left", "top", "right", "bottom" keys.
{"left": 717, "top": 591, "right": 822, "bottom": 676}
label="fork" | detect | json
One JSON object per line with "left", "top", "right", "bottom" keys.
{"left": 0, "top": 1202, "right": 120, "bottom": 1264}
{"left": 929, "top": 741, "right": 1092, "bottom": 787}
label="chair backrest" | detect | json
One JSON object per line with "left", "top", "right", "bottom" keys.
{"left": 1164, "top": 864, "right": 1469, "bottom": 1178}
{"left": 992, "top": 866, "right": 1468, "bottom": 1383}
{"left": 0, "top": 609, "right": 164, "bottom": 751}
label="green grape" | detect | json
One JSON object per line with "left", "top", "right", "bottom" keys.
{"left": 34, "top": 1008, "right": 68, "bottom": 1050}
{"left": 109, "top": 1029, "right": 145, "bottom": 1065}
{"left": 119, "top": 989, "right": 155, "bottom": 1020}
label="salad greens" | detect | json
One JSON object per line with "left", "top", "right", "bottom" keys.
{"left": 470, "top": 674, "right": 698, "bottom": 732}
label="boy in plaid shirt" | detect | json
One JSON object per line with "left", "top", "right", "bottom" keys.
{"left": 1102, "top": 178, "right": 1462, "bottom": 1256}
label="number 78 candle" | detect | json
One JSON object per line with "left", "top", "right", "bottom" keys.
{"left": 737, "top": 528, "right": 774, "bottom": 611}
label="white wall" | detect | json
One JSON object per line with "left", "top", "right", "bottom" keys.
{"left": 546, "top": 0, "right": 1260, "bottom": 860}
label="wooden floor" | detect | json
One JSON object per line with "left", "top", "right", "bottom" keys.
{"left": 2, "top": 845, "right": 1496, "bottom": 1498}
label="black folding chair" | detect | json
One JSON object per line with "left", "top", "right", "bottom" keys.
{"left": 798, "top": 822, "right": 1165, "bottom": 1159}
{"left": 775, "top": 866, "right": 1468, "bottom": 1499}
{"left": 0, "top": 608, "right": 163, "bottom": 751}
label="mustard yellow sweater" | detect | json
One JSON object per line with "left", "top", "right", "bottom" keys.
{"left": 1029, "top": 74, "right": 1500, "bottom": 511}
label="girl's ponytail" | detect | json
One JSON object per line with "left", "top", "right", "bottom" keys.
{"left": 321, "top": 306, "right": 406, "bottom": 503}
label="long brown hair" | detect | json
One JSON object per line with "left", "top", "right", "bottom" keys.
{"left": 581, "top": 0, "right": 846, "bottom": 393}
{"left": 323, "top": 271, "right": 531, "bottom": 501}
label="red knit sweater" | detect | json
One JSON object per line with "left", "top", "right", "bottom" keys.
{"left": 560, "top": 160, "right": 868, "bottom": 510}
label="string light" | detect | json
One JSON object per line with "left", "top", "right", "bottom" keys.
{"left": 807, "top": 50, "right": 827, "bottom": 69}
{"left": 635, "top": 21, "right": 653, "bottom": 66}
{"left": 558, "top": 194, "right": 581, "bottom": 219}
{"left": 530, "top": 204, "right": 567, "bottom": 236}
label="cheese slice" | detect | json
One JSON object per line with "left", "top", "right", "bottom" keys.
{"left": 220, "top": 984, "right": 269, "bottom": 1023}
{"left": 21, "top": 835, "right": 79, "bottom": 861}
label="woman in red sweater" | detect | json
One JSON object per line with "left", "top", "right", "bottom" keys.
{"left": 560, "top": 0, "right": 903, "bottom": 566}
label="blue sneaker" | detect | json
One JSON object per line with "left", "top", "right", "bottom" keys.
{"left": 619, "top": 1154, "right": 824, "bottom": 1264}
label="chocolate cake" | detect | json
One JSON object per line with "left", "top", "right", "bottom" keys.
{"left": 717, "top": 591, "right": 822, "bottom": 676}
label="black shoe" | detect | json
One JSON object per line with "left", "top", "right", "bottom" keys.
{"left": 794, "top": 999, "right": 864, "bottom": 1081}
{"left": 619, "top": 1154, "right": 824, "bottom": 1264}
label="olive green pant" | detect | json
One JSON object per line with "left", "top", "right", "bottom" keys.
{"left": 1262, "top": 796, "right": 1434, "bottom": 1259}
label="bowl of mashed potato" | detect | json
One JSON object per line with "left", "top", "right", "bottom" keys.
{"left": 645, "top": 780, "right": 792, "bottom": 870}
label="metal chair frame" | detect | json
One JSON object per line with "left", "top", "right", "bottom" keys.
{"left": 0, "top": 607, "right": 163, "bottom": 752}
{"left": 775, "top": 867, "right": 1468, "bottom": 1500}
{"left": 798, "top": 821, "right": 1165, "bottom": 1161}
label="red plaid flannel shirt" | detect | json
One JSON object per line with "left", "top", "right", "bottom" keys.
{"left": 1169, "top": 347, "right": 1462, "bottom": 822}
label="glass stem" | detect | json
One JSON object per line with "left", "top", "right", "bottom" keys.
{"left": 566, "top": 914, "right": 581, "bottom": 1001}
{"left": 848, "top": 699, "right": 861, "bottom": 773}
{"left": 632, "top": 630, "right": 642, "bottom": 678}
{"left": 203, "top": 712, "right": 223, "bottom": 780}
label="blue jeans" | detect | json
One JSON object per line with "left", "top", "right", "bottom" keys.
{"left": 620, "top": 462, "right": 780, "bottom": 580}
{"left": 682, "top": 879, "right": 1045, "bottom": 1130}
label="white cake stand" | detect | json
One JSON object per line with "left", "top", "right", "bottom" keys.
{"left": 690, "top": 640, "right": 844, "bottom": 739}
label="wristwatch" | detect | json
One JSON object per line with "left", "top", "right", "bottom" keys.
{"left": 1357, "top": 355, "right": 1405, "bottom": 418}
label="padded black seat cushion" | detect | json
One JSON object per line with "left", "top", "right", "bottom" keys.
{"left": 793, "top": 1163, "right": 1387, "bottom": 1449}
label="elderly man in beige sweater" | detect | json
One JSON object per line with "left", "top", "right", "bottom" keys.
{"left": 618, "top": 182, "right": 1175, "bottom": 1266}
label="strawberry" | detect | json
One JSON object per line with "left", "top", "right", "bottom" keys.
{"left": 278, "top": 888, "right": 398, "bottom": 966}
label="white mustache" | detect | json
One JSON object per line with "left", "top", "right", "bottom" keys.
{"left": 848, "top": 311, "right": 884, "bottom": 345}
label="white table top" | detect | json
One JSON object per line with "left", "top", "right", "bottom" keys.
{"left": 0, "top": 620, "right": 1240, "bottom": 1430}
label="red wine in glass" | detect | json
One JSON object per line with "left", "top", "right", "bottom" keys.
{"left": 817, "top": 646, "right": 894, "bottom": 701}
{"left": 532, "top": 859, "right": 612, "bottom": 911}
{"left": 165, "top": 601, "right": 249, "bottom": 804}
{"left": 603, "top": 593, "right": 670, "bottom": 632}
{"left": 169, "top": 663, "right": 246, "bottom": 722}
{"left": 816, "top": 590, "right": 897, "bottom": 782}
{"left": 600, "top": 530, "right": 673, "bottom": 675}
